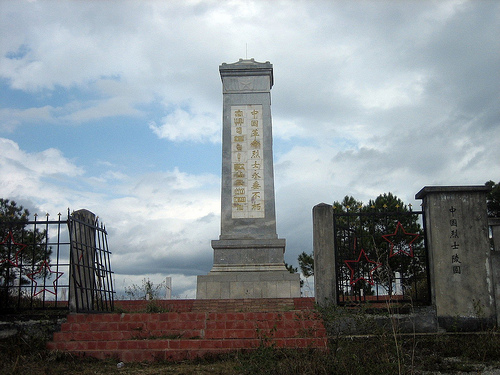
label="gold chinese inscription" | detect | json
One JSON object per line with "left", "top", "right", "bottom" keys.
{"left": 231, "top": 105, "right": 264, "bottom": 218}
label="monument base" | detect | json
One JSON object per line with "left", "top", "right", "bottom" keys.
{"left": 196, "top": 270, "right": 301, "bottom": 299}
{"left": 196, "top": 238, "right": 301, "bottom": 299}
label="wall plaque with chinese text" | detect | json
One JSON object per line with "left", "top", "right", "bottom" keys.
{"left": 231, "top": 104, "right": 265, "bottom": 218}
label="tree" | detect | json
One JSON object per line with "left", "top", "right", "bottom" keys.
{"left": 0, "top": 199, "right": 51, "bottom": 305}
{"left": 298, "top": 252, "right": 314, "bottom": 278}
{"left": 360, "top": 193, "right": 425, "bottom": 297}
{"left": 285, "top": 262, "right": 304, "bottom": 288}
{"left": 301, "top": 193, "right": 427, "bottom": 301}
{"left": 125, "top": 278, "right": 167, "bottom": 301}
{"left": 486, "top": 180, "right": 500, "bottom": 218}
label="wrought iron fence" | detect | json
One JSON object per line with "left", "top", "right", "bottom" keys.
{"left": 334, "top": 210, "right": 430, "bottom": 306}
{"left": 0, "top": 210, "right": 114, "bottom": 313}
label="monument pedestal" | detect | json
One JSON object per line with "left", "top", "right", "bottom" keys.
{"left": 197, "top": 239, "right": 301, "bottom": 299}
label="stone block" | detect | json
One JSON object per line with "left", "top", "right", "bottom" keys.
{"left": 416, "top": 185, "right": 495, "bottom": 331}
{"left": 197, "top": 271, "right": 300, "bottom": 299}
{"left": 313, "top": 203, "right": 336, "bottom": 305}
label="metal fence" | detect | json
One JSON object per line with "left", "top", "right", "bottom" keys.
{"left": 0, "top": 210, "right": 114, "bottom": 313}
{"left": 334, "top": 210, "right": 430, "bottom": 306}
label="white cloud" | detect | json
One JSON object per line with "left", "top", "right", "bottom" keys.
{"left": 149, "top": 108, "right": 220, "bottom": 143}
{"left": 61, "top": 97, "right": 141, "bottom": 123}
{"left": 0, "top": 106, "right": 56, "bottom": 131}
{"left": 0, "top": 137, "right": 83, "bottom": 181}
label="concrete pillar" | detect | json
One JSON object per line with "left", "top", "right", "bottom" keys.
{"left": 489, "top": 218, "right": 500, "bottom": 326}
{"left": 69, "top": 209, "right": 96, "bottom": 312}
{"left": 313, "top": 203, "right": 336, "bottom": 306}
{"left": 415, "top": 186, "right": 495, "bottom": 331}
{"left": 165, "top": 277, "right": 172, "bottom": 299}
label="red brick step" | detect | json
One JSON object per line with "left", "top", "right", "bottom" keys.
{"left": 47, "top": 298, "right": 327, "bottom": 362}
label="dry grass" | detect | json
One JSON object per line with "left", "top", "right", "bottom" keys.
{"left": 3, "top": 331, "right": 500, "bottom": 375}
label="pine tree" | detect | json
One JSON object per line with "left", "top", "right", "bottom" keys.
{"left": 0, "top": 199, "right": 52, "bottom": 306}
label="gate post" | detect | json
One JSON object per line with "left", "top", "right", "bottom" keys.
{"left": 69, "top": 209, "right": 97, "bottom": 312}
{"left": 313, "top": 203, "right": 337, "bottom": 306}
{"left": 489, "top": 218, "right": 500, "bottom": 326}
{"left": 416, "top": 186, "right": 495, "bottom": 331}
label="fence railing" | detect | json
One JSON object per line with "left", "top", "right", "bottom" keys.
{"left": 0, "top": 210, "right": 114, "bottom": 313}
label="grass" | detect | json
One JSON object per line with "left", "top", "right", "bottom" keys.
{"left": 2, "top": 331, "right": 500, "bottom": 374}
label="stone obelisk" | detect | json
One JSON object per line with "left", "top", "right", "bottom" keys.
{"left": 196, "top": 59, "right": 300, "bottom": 299}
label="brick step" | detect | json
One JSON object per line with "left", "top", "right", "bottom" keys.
{"left": 52, "top": 326, "right": 325, "bottom": 342}
{"left": 47, "top": 298, "right": 327, "bottom": 362}
{"left": 191, "top": 298, "right": 296, "bottom": 312}
{"left": 48, "top": 337, "right": 326, "bottom": 351}
{"left": 52, "top": 329, "right": 204, "bottom": 342}
{"left": 47, "top": 337, "right": 327, "bottom": 362}
{"left": 114, "top": 298, "right": 315, "bottom": 313}
{"left": 53, "top": 312, "right": 325, "bottom": 342}
{"left": 64, "top": 310, "right": 322, "bottom": 324}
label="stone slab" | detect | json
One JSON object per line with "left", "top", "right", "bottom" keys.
{"left": 416, "top": 185, "right": 496, "bottom": 331}
{"left": 196, "top": 271, "right": 300, "bottom": 299}
{"left": 211, "top": 238, "right": 286, "bottom": 269}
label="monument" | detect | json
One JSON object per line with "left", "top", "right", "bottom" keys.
{"left": 196, "top": 59, "right": 301, "bottom": 299}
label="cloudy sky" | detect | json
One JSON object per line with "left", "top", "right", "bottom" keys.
{"left": 1, "top": 0, "right": 499, "bottom": 298}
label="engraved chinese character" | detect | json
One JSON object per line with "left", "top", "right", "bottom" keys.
{"left": 251, "top": 161, "right": 261, "bottom": 169}
{"left": 449, "top": 206, "right": 456, "bottom": 216}
{"left": 252, "top": 203, "right": 262, "bottom": 211}
{"left": 450, "top": 219, "right": 458, "bottom": 227}
{"left": 234, "top": 163, "right": 245, "bottom": 171}
{"left": 234, "top": 204, "right": 244, "bottom": 211}
{"left": 236, "top": 127, "right": 243, "bottom": 134}
{"left": 234, "top": 197, "right": 246, "bottom": 203}
{"left": 452, "top": 254, "right": 461, "bottom": 263}
{"left": 234, "top": 117, "right": 244, "bottom": 125}
{"left": 451, "top": 241, "right": 460, "bottom": 250}
{"left": 453, "top": 266, "right": 461, "bottom": 274}
{"left": 234, "top": 179, "right": 245, "bottom": 186}
{"left": 251, "top": 150, "right": 261, "bottom": 159}
{"left": 252, "top": 192, "right": 261, "bottom": 200}
{"left": 252, "top": 181, "right": 261, "bottom": 189}
{"left": 252, "top": 171, "right": 261, "bottom": 179}
{"left": 235, "top": 171, "right": 244, "bottom": 178}
{"left": 251, "top": 129, "right": 260, "bottom": 137}
{"left": 234, "top": 110, "right": 243, "bottom": 117}
{"left": 251, "top": 119, "right": 258, "bottom": 127}
{"left": 234, "top": 136, "right": 244, "bottom": 142}
{"left": 450, "top": 229, "right": 459, "bottom": 238}
{"left": 234, "top": 188, "right": 245, "bottom": 195}
{"left": 236, "top": 144, "right": 243, "bottom": 151}
{"left": 250, "top": 139, "right": 261, "bottom": 149}
{"left": 251, "top": 109, "right": 259, "bottom": 118}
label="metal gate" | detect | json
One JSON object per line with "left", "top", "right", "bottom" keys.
{"left": 334, "top": 209, "right": 430, "bottom": 305}
{"left": 0, "top": 210, "right": 114, "bottom": 313}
